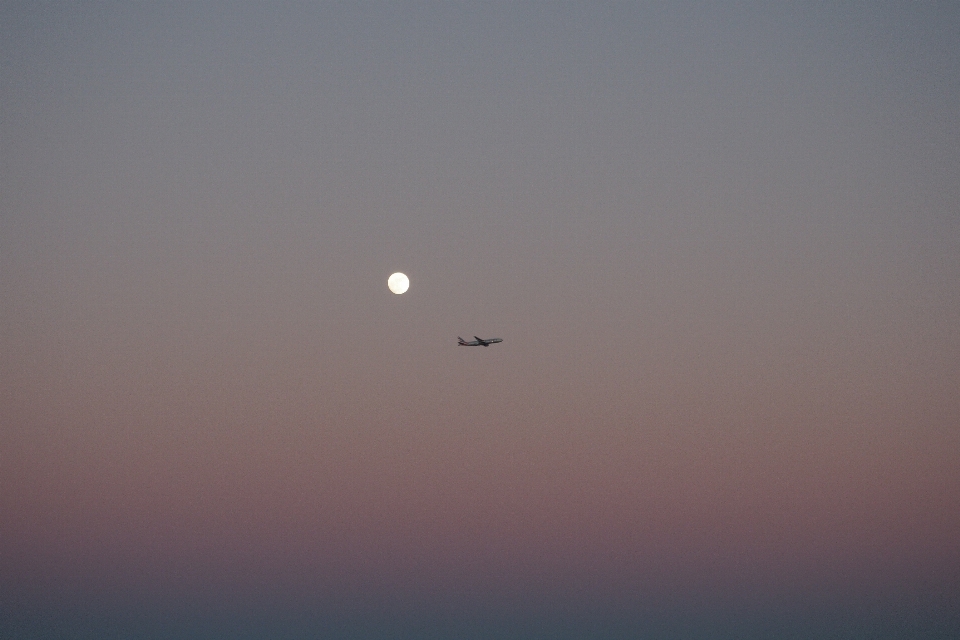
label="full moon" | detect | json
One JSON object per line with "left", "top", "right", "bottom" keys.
{"left": 387, "top": 272, "right": 409, "bottom": 294}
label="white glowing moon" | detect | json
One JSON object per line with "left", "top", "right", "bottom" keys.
{"left": 387, "top": 272, "right": 409, "bottom": 294}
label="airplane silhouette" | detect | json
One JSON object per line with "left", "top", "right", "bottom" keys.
{"left": 458, "top": 336, "right": 503, "bottom": 347}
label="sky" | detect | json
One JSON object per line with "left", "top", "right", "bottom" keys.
{"left": 2, "top": 2, "right": 959, "bottom": 638}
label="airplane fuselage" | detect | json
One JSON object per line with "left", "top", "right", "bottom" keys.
{"left": 458, "top": 336, "right": 503, "bottom": 347}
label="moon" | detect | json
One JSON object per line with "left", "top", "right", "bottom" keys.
{"left": 387, "top": 272, "right": 409, "bottom": 294}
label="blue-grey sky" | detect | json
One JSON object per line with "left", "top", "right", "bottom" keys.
{"left": 2, "top": 3, "right": 959, "bottom": 638}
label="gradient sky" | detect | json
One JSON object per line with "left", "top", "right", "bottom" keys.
{"left": 2, "top": 2, "right": 959, "bottom": 638}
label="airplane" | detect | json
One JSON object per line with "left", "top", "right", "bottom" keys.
{"left": 458, "top": 336, "right": 503, "bottom": 347}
